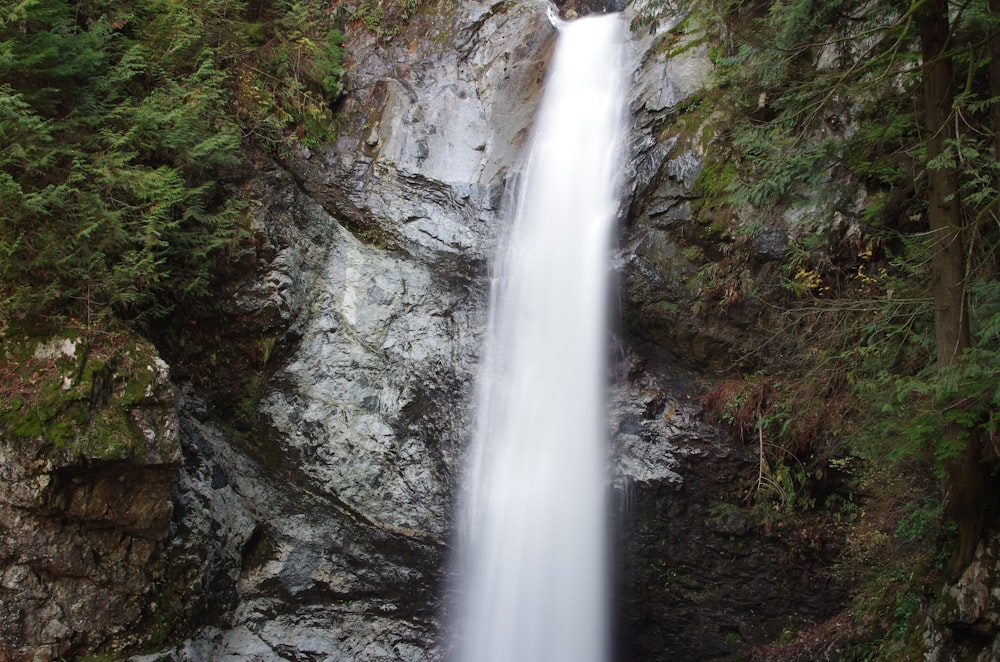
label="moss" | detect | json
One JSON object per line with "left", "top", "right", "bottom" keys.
{"left": 693, "top": 149, "right": 737, "bottom": 210}
{"left": 343, "top": 218, "right": 392, "bottom": 248}
{"left": 349, "top": 0, "right": 420, "bottom": 38}
{"left": 144, "top": 585, "right": 184, "bottom": 649}
{"left": 78, "top": 408, "right": 137, "bottom": 460}
{"left": 0, "top": 328, "right": 167, "bottom": 461}
{"left": 119, "top": 351, "right": 161, "bottom": 405}
{"left": 656, "top": 300, "right": 679, "bottom": 315}
{"left": 10, "top": 412, "right": 44, "bottom": 438}
{"left": 424, "top": 0, "right": 462, "bottom": 47}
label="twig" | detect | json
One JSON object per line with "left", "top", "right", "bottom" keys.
{"left": 746, "top": 424, "right": 767, "bottom": 504}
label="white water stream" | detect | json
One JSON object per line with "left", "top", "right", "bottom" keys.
{"left": 452, "top": 12, "right": 628, "bottom": 662}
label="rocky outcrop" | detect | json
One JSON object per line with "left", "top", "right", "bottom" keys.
{"left": 923, "top": 532, "right": 1000, "bottom": 661}
{"left": 136, "top": 385, "right": 445, "bottom": 661}
{"left": 294, "top": 1, "right": 555, "bottom": 273}
{"left": 618, "top": 14, "right": 777, "bottom": 375}
{"left": 0, "top": 335, "right": 179, "bottom": 661}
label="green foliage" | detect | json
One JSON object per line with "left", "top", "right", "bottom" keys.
{"left": 630, "top": 0, "right": 682, "bottom": 31}
{"left": 709, "top": 0, "right": 923, "bottom": 215}
{"left": 0, "top": 0, "right": 351, "bottom": 330}
{"left": 890, "top": 591, "right": 921, "bottom": 639}
{"left": 671, "top": 0, "right": 998, "bottom": 244}
{"left": 894, "top": 498, "right": 944, "bottom": 544}
{"left": 726, "top": 122, "right": 840, "bottom": 209}
{"left": 691, "top": 0, "right": 1000, "bottom": 464}
{"left": 0, "top": 0, "right": 245, "bottom": 326}
{"left": 350, "top": 0, "right": 420, "bottom": 37}
{"left": 868, "top": 279, "right": 1000, "bottom": 474}
{"left": 236, "top": 0, "right": 345, "bottom": 152}
{"left": 655, "top": 0, "right": 1000, "bottom": 654}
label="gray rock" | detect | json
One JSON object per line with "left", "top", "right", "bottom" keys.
{"left": 923, "top": 532, "right": 1000, "bottom": 661}
{"left": 144, "top": 394, "right": 444, "bottom": 661}
{"left": 752, "top": 224, "right": 788, "bottom": 260}
{"left": 293, "top": 2, "right": 556, "bottom": 273}
{"left": 631, "top": 28, "right": 713, "bottom": 115}
{"left": 260, "top": 217, "right": 482, "bottom": 537}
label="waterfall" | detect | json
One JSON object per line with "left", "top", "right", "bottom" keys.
{"left": 451, "top": 12, "right": 628, "bottom": 662}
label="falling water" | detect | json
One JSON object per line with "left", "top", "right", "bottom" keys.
{"left": 452, "top": 12, "right": 628, "bottom": 662}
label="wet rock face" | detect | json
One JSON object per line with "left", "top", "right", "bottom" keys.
{"left": 256, "top": 179, "right": 484, "bottom": 537}
{"left": 555, "top": 0, "right": 628, "bottom": 17}
{"left": 0, "top": 463, "right": 177, "bottom": 660}
{"left": 295, "top": 1, "right": 557, "bottom": 278}
{"left": 141, "top": 389, "right": 446, "bottom": 662}
{"left": 142, "top": 3, "right": 557, "bottom": 658}
{"left": 617, "top": 17, "right": 760, "bottom": 375}
{"left": 259, "top": 0, "right": 561, "bottom": 541}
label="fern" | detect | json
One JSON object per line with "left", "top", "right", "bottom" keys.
{"left": 0, "top": 0, "right": 245, "bottom": 327}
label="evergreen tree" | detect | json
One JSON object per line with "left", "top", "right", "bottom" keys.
{"left": 0, "top": 0, "right": 346, "bottom": 330}
{"left": 0, "top": 0, "right": 244, "bottom": 326}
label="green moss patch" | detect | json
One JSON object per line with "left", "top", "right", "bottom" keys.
{"left": 0, "top": 328, "right": 167, "bottom": 461}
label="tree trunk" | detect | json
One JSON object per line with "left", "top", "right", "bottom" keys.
{"left": 992, "top": 0, "right": 1000, "bottom": 157}
{"left": 919, "top": 0, "right": 982, "bottom": 570}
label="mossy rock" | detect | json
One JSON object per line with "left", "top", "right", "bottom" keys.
{"left": 0, "top": 328, "right": 173, "bottom": 462}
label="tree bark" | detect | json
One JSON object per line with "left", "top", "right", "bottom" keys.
{"left": 919, "top": 0, "right": 982, "bottom": 570}
{"left": 990, "top": 0, "right": 1000, "bottom": 195}
{"left": 991, "top": 0, "right": 1000, "bottom": 167}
